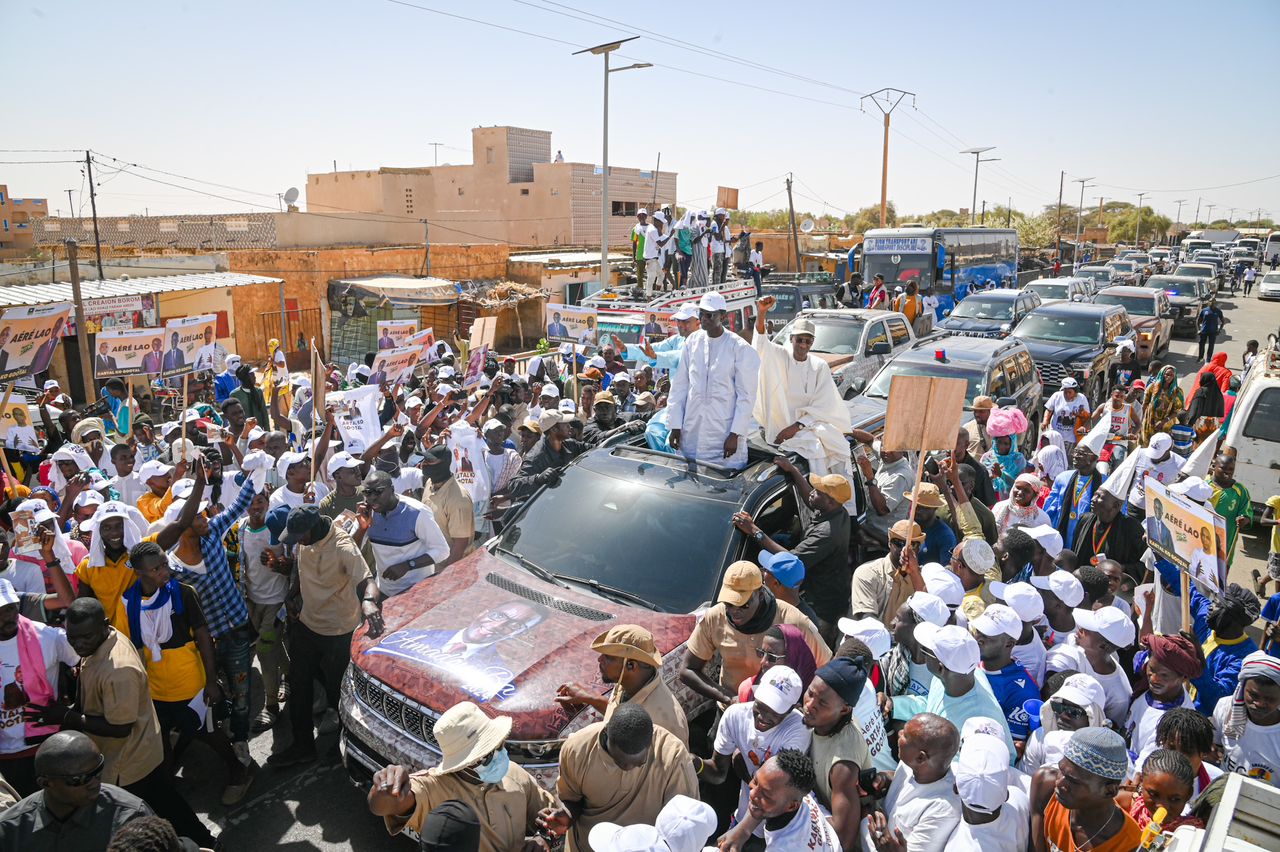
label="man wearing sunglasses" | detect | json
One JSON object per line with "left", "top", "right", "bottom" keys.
{"left": 851, "top": 519, "right": 925, "bottom": 623}
{"left": 0, "top": 731, "right": 151, "bottom": 850}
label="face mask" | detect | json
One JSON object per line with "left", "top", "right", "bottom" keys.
{"left": 474, "top": 747, "right": 509, "bottom": 784}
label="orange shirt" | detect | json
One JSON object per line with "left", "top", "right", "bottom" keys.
{"left": 1042, "top": 795, "right": 1142, "bottom": 852}
{"left": 138, "top": 489, "right": 173, "bottom": 524}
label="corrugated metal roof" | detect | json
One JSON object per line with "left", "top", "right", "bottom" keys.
{"left": 0, "top": 272, "right": 283, "bottom": 308}
{"left": 332, "top": 275, "right": 459, "bottom": 306}
{"left": 508, "top": 250, "right": 629, "bottom": 266}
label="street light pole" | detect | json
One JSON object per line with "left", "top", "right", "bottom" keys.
{"left": 574, "top": 37, "right": 648, "bottom": 292}
{"left": 1173, "top": 199, "right": 1186, "bottom": 232}
{"left": 860, "top": 88, "right": 915, "bottom": 228}
{"left": 962, "top": 147, "right": 996, "bottom": 225}
{"left": 1073, "top": 177, "right": 1094, "bottom": 268}
{"left": 1134, "top": 192, "right": 1145, "bottom": 245}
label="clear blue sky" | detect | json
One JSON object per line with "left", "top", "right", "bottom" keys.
{"left": 5, "top": 0, "right": 1279, "bottom": 224}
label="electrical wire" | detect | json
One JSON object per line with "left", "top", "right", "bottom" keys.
{"left": 1093, "top": 174, "right": 1280, "bottom": 193}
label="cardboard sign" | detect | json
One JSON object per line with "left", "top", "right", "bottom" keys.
{"left": 1144, "top": 479, "right": 1225, "bottom": 593}
{"left": 0, "top": 302, "right": 74, "bottom": 382}
{"left": 545, "top": 304, "right": 597, "bottom": 347}
{"left": 376, "top": 320, "right": 418, "bottom": 350}
{"left": 10, "top": 510, "right": 36, "bottom": 554}
{"left": 881, "top": 375, "right": 967, "bottom": 452}
{"left": 369, "top": 345, "right": 422, "bottom": 387}
{"left": 0, "top": 399, "right": 40, "bottom": 452}
{"left": 94, "top": 327, "right": 166, "bottom": 377}
{"left": 159, "top": 314, "right": 218, "bottom": 379}
{"left": 469, "top": 316, "right": 497, "bottom": 351}
{"left": 462, "top": 343, "right": 489, "bottom": 390}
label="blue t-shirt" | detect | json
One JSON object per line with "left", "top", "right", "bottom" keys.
{"left": 919, "top": 518, "right": 957, "bottom": 567}
{"left": 982, "top": 661, "right": 1040, "bottom": 741}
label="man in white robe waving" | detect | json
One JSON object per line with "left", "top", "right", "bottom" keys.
{"left": 667, "top": 292, "right": 760, "bottom": 470}
{"left": 753, "top": 296, "right": 854, "bottom": 481}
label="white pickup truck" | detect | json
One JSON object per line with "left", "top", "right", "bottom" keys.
{"left": 769, "top": 308, "right": 919, "bottom": 398}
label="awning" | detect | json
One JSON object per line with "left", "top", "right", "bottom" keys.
{"left": 331, "top": 275, "right": 459, "bottom": 307}
{"left": 0, "top": 271, "right": 283, "bottom": 309}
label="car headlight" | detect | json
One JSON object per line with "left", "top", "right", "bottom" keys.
{"left": 1139, "top": 332, "right": 1151, "bottom": 339}
{"left": 1069, "top": 361, "right": 1093, "bottom": 378}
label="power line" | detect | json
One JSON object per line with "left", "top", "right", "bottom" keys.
{"left": 1093, "top": 173, "right": 1280, "bottom": 193}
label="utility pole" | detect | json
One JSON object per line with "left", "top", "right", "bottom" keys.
{"left": 1173, "top": 199, "right": 1187, "bottom": 230}
{"left": 1194, "top": 197, "right": 1202, "bottom": 226}
{"left": 1135, "top": 192, "right": 1146, "bottom": 245}
{"left": 1055, "top": 170, "right": 1064, "bottom": 256}
{"left": 962, "top": 147, "right": 999, "bottom": 225}
{"left": 427, "top": 142, "right": 442, "bottom": 166}
{"left": 1006, "top": 197, "right": 1012, "bottom": 228}
{"left": 860, "top": 88, "right": 914, "bottom": 228}
{"left": 423, "top": 219, "right": 431, "bottom": 278}
{"left": 1206, "top": 204, "right": 1216, "bottom": 224}
{"left": 83, "top": 151, "right": 104, "bottom": 280}
{"left": 1072, "top": 177, "right": 1094, "bottom": 269}
{"left": 980, "top": 200, "right": 986, "bottom": 225}
{"left": 65, "top": 189, "right": 75, "bottom": 219}
{"left": 785, "top": 174, "right": 802, "bottom": 273}
{"left": 65, "top": 240, "right": 95, "bottom": 405}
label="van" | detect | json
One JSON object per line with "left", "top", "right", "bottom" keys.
{"left": 1223, "top": 339, "right": 1280, "bottom": 510}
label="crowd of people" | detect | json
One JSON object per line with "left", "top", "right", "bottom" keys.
{"left": 0, "top": 284, "right": 1275, "bottom": 852}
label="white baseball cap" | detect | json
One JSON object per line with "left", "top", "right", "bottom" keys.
{"left": 920, "top": 563, "right": 965, "bottom": 608}
{"left": 588, "top": 823, "right": 665, "bottom": 852}
{"left": 1060, "top": 377, "right": 1079, "bottom": 389}
{"left": 15, "top": 498, "right": 57, "bottom": 525}
{"left": 587, "top": 356, "right": 607, "bottom": 370}
{"left": 1072, "top": 606, "right": 1135, "bottom": 648}
{"left": 837, "top": 616, "right": 892, "bottom": 660}
{"left": 276, "top": 451, "right": 308, "bottom": 478}
{"left": 557, "top": 399, "right": 577, "bottom": 415}
{"left": 538, "top": 384, "right": 560, "bottom": 399}
{"left": 170, "top": 478, "right": 195, "bottom": 501}
{"left": 612, "top": 371, "right": 632, "bottom": 385}
{"left": 137, "top": 460, "right": 174, "bottom": 482}
{"left": 1148, "top": 432, "right": 1172, "bottom": 455}
{"left": 437, "top": 365, "right": 456, "bottom": 379}
{"left": 1053, "top": 673, "right": 1107, "bottom": 717}
{"left": 404, "top": 396, "right": 425, "bottom": 410}
{"left": 1170, "top": 475, "right": 1213, "bottom": 503}
{"left": 0, "top": 579, "right": 19, "bottom": 608}
{"left": 655, "top": 794, "right": 717, "bottom": 852}
{"left": 671, "top": 304, "right": 698, "bottom": 321}
{"left": 955, "top": 733, "right": 1011, "bottom": 813}
{"left": 43, "top": 379, "right": 60, "bottom": 390}
{"left": 907, "top": 591, "right": 949, "bottom": 627}
{"left": 1030, "top": 570, "right": 1085, "bottom": 608}
{"left": 753, "top": 665, "right": 803, "bottom": 715}
{"left": 326, "top": 451, "right": 363, "bottom": 477}
{"left": 990, "top": 581, "right": 1045, "bottom": 622}
{"left": 970, "top": 603, "right": 1023, "bottom": 640}
{"left": 698, "top": 292, "right": 728, "bottom": 312}
{"left": 1024, "top": 524, "right": 1064, "bottom": 558}
{"left": 914, "top": 623, "right": 980, "bottom": 674}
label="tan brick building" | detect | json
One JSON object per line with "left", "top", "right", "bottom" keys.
{"left": 0, "top": 185, "right": 48, "bottom": 256}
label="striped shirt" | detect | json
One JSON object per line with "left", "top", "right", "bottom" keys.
{"left": 169, "top": 472, "right": 257, "bottom": 638}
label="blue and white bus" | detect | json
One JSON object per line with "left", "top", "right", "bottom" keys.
{"left": 860, "top": 227, "right": 1019, "bottom": 316}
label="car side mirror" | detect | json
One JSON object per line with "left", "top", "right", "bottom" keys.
{"left": 870, "top": 341, "right": 892, "bottom": 356}
{"left": 849, "top": 377, "right": 868, "bottom": 395}
{"left": 942, "top": 309, "right": 952, "bottom": 317}
{"left": 996, "top": 396, "right": 1018, "bottom": 408}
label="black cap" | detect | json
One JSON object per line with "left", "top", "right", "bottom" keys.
{"left": 422, "top": 444, "right": 451, "bottom": 467}
{"left": 420, "top": 800, "right": 480, "bottom": 852}
{"left": 281, "top": 505, "right": 322, "bottom": 546}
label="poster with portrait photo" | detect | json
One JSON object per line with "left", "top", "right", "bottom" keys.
{"left": 544, "top": 304, "right": 597, "bottom": 347}
{"left": 368, "top": 345, "right": 422, "bottom": 387}
{"left": 376, "top": 319, "right": 418, "bottom": 351}
{"left": 160, "top": 314, "right": 218, "bottom": 379}
{"left": 0, "top": 302, "right": 73, "bottom": 383}
{"left": 1144, "top": 479, "right": 1224, "bottom": 593}
{"left": 94, "top": 327, "right": 165, "bottom": 378}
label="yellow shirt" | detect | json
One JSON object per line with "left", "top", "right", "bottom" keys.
{"left": 604, "top": 672, "right": 690, "bottom": 747}
{"left": 77, "top": 533, "right": 159, "bottom": 630}
{"left": 425, "top": 476, "right": 475, "bottom": 544}
{"left": 1268, "top": 496, "right": 1280, "bottom": 553}
{"left": 137, "top": 489, "right": 173, "bottom": 524}
{"left": 117, "top": 582, "right": 207, "bottom": 703}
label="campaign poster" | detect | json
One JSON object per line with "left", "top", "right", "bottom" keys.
{"left": 545, "top": 304, "right": 597, "bottom": 347}
{"left": 407, "top": 326, "right": 435, "bottom": 348}
{"left": 331, "top": 384, "right": 383, "bottom": 453}
{"left": 643, "top": 310, "right": 673, "bottom": 341}
{"left": 376, "top": 319, "right": 418, "bottom": 351}
{"left": 461, "top": 343, "right": 488, "bottom": 390}
{"left": 79, "top": 293, "right": 158, "bottom": 334}
{"left": 1144, "top": 479, "right": 1223, "bottom": 593}
{"left": 0, "top": 302, "right": 73, "bottom": 383}
{"left": 10, "top": 510, "right": 36, "bottom": 554}
{"left": 159, "top": 314, "right": 218, "bottom": 379}
{"left": 0, "top": 399, "right": 40, "bottom": 453}
{"left": 369, "top": 345, "right": 422, "bottom": 387}
{"left": 94, "top": 327, "right": 164, "bottom": 378}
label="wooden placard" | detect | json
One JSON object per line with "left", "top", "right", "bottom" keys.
{"left": 881, "top": 375, "right": 967, "bottom": 453}
{"left": 469, "top": 315, "right": 497, "bottom": 351}
{"left": 716, "top": 187, "right": 739, "bottom": 210}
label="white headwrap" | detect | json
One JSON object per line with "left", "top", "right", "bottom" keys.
{"left": 1034, "top": 445, "right": 1068, "bottom": 482}
{"left": 13, "top": 499, "right": 75, "bottom": 570}
{"left": 82, "top": 501, "right": 146, "bottom": 569}
{"left": 48, "top": 444, "right": 93, "bottom": 495}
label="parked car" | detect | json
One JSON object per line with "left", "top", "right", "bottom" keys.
{"left": 1011, "top": 302, "right": 1134, "bottom": 399}
{"left": 1258, "top": 271, "right": 1280, "bottom": 301}
{"left": 1223, "top": 340, "right": 1280, "bottom": 510}
{"left": 770, "top": 309, "right": 917, "bottom": 398}
{"left": 1174, "top": 262, "right": 1220, "bottom": 295}
{"left": 1023, "top": 276, "right": 1093, "bottom": 304}
{"left": 1093, "top": 286, "right": 1173, "bottom": 364}
{"left": 935, "top": 289, "right": 1041, "bottom": 339}
{"left": 339, "top": 437, "right": 867, "bottom": 791}
{"left": 1146, "top": 274, "right": 1210, "bottom": 335}
{"left": 1126, "top": 253, "right": 1152, "bottom": 270}
{"left": 1192, "top": 251, "right": 1227, "bottom": 278}
{"left": 1149, "top": 248, "right": 1172, "bottom": 265}
{"left": 1076, "top": 265, "right": 1115, "bottom": 290}
{"left": 759, "top": 277, "right": 843, "bottom": 332}
{"left": 1105, "top": 260, "right": 1140, "bottom": 285}
{"left": 845, "top": 334, "right": 1043, "bottom": 445}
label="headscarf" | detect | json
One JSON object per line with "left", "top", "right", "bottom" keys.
{"left": 1203, "top": 352, "right": 1232, "bottom": 393}
{"left": 1220, "top": 583, "right": 1262, "bottom": 625}
{"left": 1134, "top": 633, "right": 1205, "bottom": 696}
{"left": 1039, "top": 429, "right": 1065, "bottom": 454}
{"left": 1142, "top": 366, "right": 1184, "bottom": 443}
{"left": 981, "top": 434, "right": 1026, "bottom": 499}
{"left": 739, "top": 623, "right": 819, "bottom": 703}
{"left": 71, "top": 417, "right": 110, "bottom": 445}
{"left": 48, "top": 444, "right": 92, "bottom": 495}
{"left": 1223, "top": 651, "right": 1280, "bottom": 739}
{"left": 83, "top": 502, "right": 146, "bottom": 569}
{"left": 1034, "top": 445, "right": 1068, "bottom": 482}
{"left": 1040, "top": 673, "right": 1108, "bottom": 734}
{"left": 1185, "top": 369, "right": 1225, "bottom": 419}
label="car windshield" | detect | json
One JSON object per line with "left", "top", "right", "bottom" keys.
{"left": 1129, "top": 255, "right": 1150, "bottom": 264}
{"left": 764, "top": 291, "right": 798, "bottom": 313}
{"left": 1096, "top": 293, "right": 1156, "bottom": 316}
{"left": 950, "top": 296, "right": 1014, "bottom": 320}
{"left": 1111, "top": 262, "right": 1135, "bottom": 272}
{"left": 1026, "top": 283, "right": 1068, "bottom": 300}
{"left": 1080, "top": 268, "right": 1111, "bottom": 281}
{"left": 1013, "top": 313, "right": 1103, "bottom": 345}
{"left": 1151, "top": 279, "right": 1198, "bottom": 297}
{"left": 495, "top": 463, "right": 729, "bottom": 613}
{"left": 865, "top": 359, "right": 983, "bottom": 403}
{"left": 1263, "top": 273, "right": 1280, "bottom": 283}
{"left": 773, "top": 317, "right": 866, "bottom": 354}
{"left": 1175, "top": 266, "right": 1211, "bottom": 278}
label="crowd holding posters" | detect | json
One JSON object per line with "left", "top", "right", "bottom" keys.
{"left": 544, "top": 304, "right": 597, "bottom": 346}
{"left": 94, "top": 327, "right": 165, "bottom": 378}
{"left": 159, "top": 313, "right": 219, "bottom": 379}
{"left": 0, "top": 302, "right": 73, "bottom": 383}
{"left": 330, "top": 384, "right": 383, "bottom": 452}
{"left": 376, "top": 319, "right": 418, "bottom": 350}
{"left": 368, "top": 345, "right": 422, "bottom": 386}
{"left": 1145, "top": 478, "right": 1226, "bottom": 593}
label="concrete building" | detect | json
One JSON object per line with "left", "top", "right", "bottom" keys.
{"left": 0, "top": 185, "right": 48, "bottom": 257}
{"left": 305, "top": 126, "right": 677, "bottom": 248}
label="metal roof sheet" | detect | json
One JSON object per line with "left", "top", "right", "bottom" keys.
{"left": 0, "top": 272, "right": 283, "bottom": 308}
{"left": 331, "top": 275, "right": 459, "bottom": 306}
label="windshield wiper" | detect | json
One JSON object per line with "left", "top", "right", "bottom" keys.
{"left": 492, "top": 546, "right": 567, "bottom": 589}
{"left": 554, "top": 575, "right": 662, "bottom": 612}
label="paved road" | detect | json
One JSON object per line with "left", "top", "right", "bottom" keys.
{"left": 181, "top": 278, "right": 1280, "bottom": 851}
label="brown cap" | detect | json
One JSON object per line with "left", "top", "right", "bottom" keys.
{"left": 717, "top": 561, "right": 763, "bottom": 606}
{"left": 590, "top": 624, "right": 662, "bottom": 668}
{"left": 594, "top": 390, "right": 618, "bottom": 406}
{"left": 808, "top": 473, "right": 852, "bottom": 505}
{"left": 904, "top": 482, "right": 946, "bottom": 509}
{"left": 972, "top": 395, "right": 996, "bottom": 410}
{"left": 889, "top": 519, "right": 926, "bottom": 542}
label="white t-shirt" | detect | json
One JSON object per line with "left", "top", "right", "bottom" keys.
{"left": 268, "top": 481, "right": 331, "bottom": 512}
{"left": 749, "top": 249, "right": 763, "bottom": 268}
{"left": 1214, "top": 695, "right": 1280, "bottom": 787}
{"left": 111, "top": 472, "right": 149, "bottom": 508}
{"left": 714, "top": 703, "right": 811, "bottom": 833}
{"left": 0, "top": 562, "right": 47, "bottom": 598}
{"left": 907, "top": 660, "right": 934, "bottom": 697}
{"left": 854, "top": 681, "right": 896, "bottom": 771}
{"left": 1045, "top": 391, "right": 1090, "bottom": 446}
{"left": 764, "top": 793, "right": 840, "bottom": 852}
{"left": 710, "top": 222, "right": 732, "bottom": 254}
{"left": 238, "top": 522, "right": 289, "bottom": 605}
{"left": 944, "top": 785, "right": 1030, "bottom": 852}
{"left": 0, "top": 623, "right": 79, "bottom": 754}
{"left": 864, "top": 762, "right": 961, "bottom": 852}
{"left": 393, "top": 466, "right": 425, "bottom": 495}
{"left": 1012, "top": 631, "right": 1047, "bottom": 688}
{"left": 1126, "top": 453, "right": 1184, "bottom": 510}
{"left": 1126, "top": 690, "right": 1194, "bottom": 760}
{"left": 643, "top": 225, "right": 662, "bottom": 261}
{"left": 1045, "top": 640, "right": 1132, "bottom": 728}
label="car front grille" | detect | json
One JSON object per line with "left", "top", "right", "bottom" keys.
{"left": 949, "top": 329, "right": 1000, "bottom": 339}
{"left": 351, "top": 666, "right": 440, "bottom": 750}
{"left": 1036, "top": 361, "right": 1069, "bottom": 388}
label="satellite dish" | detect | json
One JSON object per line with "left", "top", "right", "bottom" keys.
{"left": 283, "top": 187, "right": 300, "bottom": 206}
{"left": 801, "top": 218, "right": 815, "bottom": 233}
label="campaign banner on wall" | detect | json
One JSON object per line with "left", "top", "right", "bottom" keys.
{"left": 0, "top": 302, "right": 73, "bottom": 383}
{"left": 94, "top": 327, "right": 165, "bottom": 378}
{"left": 159, "top": 314, "right": 218, "bottom": 379}
{"left": 369, "top": 345, "right": 422, "bottom": 387}
{"left": 1145, "top": 479, "right": 1226, "bottom": 593}
{"left": 80, "top": 293, "right": 158, "bottom": 334}
{"left": 376, "top": 319, "right": 418, "bottom": 351}
{"left": 544, "top": 304, "right": 597, "bottom": 347}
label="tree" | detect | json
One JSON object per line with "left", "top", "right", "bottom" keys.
{"left": 850, "top": 202, "right": 897, "bottom": 234}
{"left": 1106, "top": 207, "right": 1172, "bottom": 245}
{"left": 1014, "top": 212, "right": 1058, "bottom": 249}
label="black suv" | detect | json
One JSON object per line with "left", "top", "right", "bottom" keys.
{"left": 845, "top": 334, "right": 1044, "bottom": 446}
{"left": 1011, "top": 302, "right": 1135, "bottom": 400}
{"left": 1144, "top": 274, "right": 1208, "bottom": 336}
{"left": 935, "top": 288, "right": 1042, "bottom": 339}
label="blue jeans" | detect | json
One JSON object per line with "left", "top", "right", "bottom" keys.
{"left": 214, "top": 621, "right": 255, "bottom": 742}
